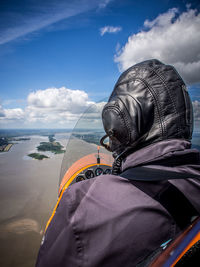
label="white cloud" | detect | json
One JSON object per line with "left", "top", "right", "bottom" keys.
{"left": 1, "top": 87, "right": 200, "bottom": 130}
{"left": 4, "top": 108, "right": 25, "bottom": 120}
{"left": 26, "top": 87, "right": 95, "bottom": 124}
{"left": 0, "top": 107, "right": 25, "bottom": 123}
{"left": 27, "top": 87, "right": 93, "bottom": 113}
{"left": 144, "top": 8, "right": 179, "bottom": 28}
{"left": 0, "top": 86, "right": 106, "bottom": 128}
{"left": 115, "top": 8, "right": 200, "bottom": 85}
{"left": 100, "top": 26, "right": 122, "bottom": 36}
{"left": 72, "top": 101, "right": 107, "bottom": 129}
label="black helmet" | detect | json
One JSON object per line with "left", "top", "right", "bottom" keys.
{"left": 101, "top": 59, "right": 193, "bottom": 158}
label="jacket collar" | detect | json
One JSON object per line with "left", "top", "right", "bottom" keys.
{"left": 122, "top": 139, "right": 200, "bottom": 172}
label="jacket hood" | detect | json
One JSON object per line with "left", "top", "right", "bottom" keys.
{"left": 102, "top": 59, "right": 193, "bottom": 157}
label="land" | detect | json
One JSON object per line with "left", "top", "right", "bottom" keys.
{"left": 36, "top": 134, "right": 65, "bottom": 155}
{"left": 0, "top": 129, "right": 72, "bottom": 139}
{"left": 0, "top": 143, "right": 13, "bottom": 152}
{"left": 28, "top": 134, "right": 65, "bottom": 160}
{"left": 28, "top": 153, "right": 49, "bottom": 160}
{"left": 0, "top": 135, "right": 30, "bottom": 152}
{"left": 72, "top": 132, "right": 104, "bottom": 146}
{"left": 0, "top": 137, "right": 13, "bottom": 152}
{"left": 12, "top": 138, "right": 31, "bottom": 141}
{"left": 0, "top": 130, "right": 66, "bottom": 156}
{"left": 37, "top": 141, "right": 65, "bottom": 154}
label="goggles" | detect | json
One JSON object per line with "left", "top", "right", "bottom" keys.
{"left": 100, "top": 134, "right": 112, "bottom": 152}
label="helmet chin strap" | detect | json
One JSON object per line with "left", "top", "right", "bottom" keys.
{"left": 111, "top": 132, "right": 149, "bottom": 175}
{"left": 100, "top": 133, "right": 112, "bottom": 152}
{"left": 100, "top": 128, "right": 149, "bottom": 175}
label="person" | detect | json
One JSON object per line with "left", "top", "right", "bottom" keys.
{"left": 36, "top": 59, "right": 200, "bottom": 267}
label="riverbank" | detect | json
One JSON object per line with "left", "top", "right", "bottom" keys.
{"left": 0, "top": 143, "right": 13, "bottom": 152}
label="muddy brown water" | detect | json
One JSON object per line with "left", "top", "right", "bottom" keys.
{"left": 0, "top": 134, "right": 68, "bottom": 267}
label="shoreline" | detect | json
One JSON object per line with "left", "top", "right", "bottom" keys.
{"left": 0, "top": 143, "right": 13, "bottom": 152}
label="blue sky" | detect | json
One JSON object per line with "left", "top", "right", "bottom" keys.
{"left": 0, "top": 0, "right": 200, "bottom": 129}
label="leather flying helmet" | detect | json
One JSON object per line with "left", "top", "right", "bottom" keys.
{"left": 101, "top": 59, "right": 193, "bottom": 158}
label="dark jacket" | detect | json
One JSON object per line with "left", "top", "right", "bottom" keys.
{"left": 36, "top": 139, "right": 200, "bottom": 267}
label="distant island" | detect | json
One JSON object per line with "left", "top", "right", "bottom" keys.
{"left": 0, "top": 129, "right": 69, "bottom": 154}
{"left": 0, "top": 130, "right": 65, "bottom": 158}
{"left": 37, "top": 135, "right": 65, "bottom": 154}
{"left": 27, "top": 134, "right": 65, "bottom": 160}
{"left": 12, "top": 137, "right": 31, "bottom": 141}
{"left": 28, "top": 153, "right": 49, "bottom": 160}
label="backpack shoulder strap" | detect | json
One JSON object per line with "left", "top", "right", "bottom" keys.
{"left": 120, "top": 167, "right": 200, "bottom": 230}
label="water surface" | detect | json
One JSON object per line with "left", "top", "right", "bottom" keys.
{"left": 0, "top": 134, "right": 68, "bottom": 267}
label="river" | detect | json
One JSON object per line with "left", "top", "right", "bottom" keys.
{"left": 0, "top": 134, "right": 69, "bottom": 267}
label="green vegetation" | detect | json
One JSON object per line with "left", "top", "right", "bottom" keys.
{"left": 48, "top": 134, "right": 55, "bottom": 142}
{"left": 0, "top": 136, "right": 31, "bottom": 152}
{"left": 0, "top": 129, "right": 72, "bottom": 138}
{"left": 12, "top": 137, "right": 30, "bottom": 141}
{"left": 37, "top": 135, "right": 65, "bottom": 154}
{"left": 0, "top": 137, "right": 9, "bottom": 146}
{"left": 0, "top": 131, "right": 68, "bottom": 154}
{"left": 72, "top": 133, "right": 103, "bottom": 145}
{"left": 28, "top": 153, "right": 49, "bottom": 160}
{"left": 27, "top": 134, "right": 65, "bottom": 159}
{"left": 37, "top": 142, "right": 65, "bottom": 153}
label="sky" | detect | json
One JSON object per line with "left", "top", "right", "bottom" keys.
{"left": 0, "top": 0, "right": 200, "bottom": 130}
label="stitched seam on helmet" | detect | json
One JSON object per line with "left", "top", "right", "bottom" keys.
{"left": 115, "top": 78, "right": 164, "bottom": 138}
{"left": 134, "top": 78, "right": 164, "bottom": 138}
{"left": 139, "top": 79, "right": 164, "bottom": 138}
{"left": 117, "top": 75, "right": 168, "bottom": 136}
{"left": 103, "top": 105, "right": 131, "bottom": 144}
{"left": 117, "top": 97, "right": 137, "bottom": 141}
{"left": 173, "top": 69, "right": 192, "bottom": 136}
{"left": 152, "top": 68, "right": 180, "bottom": 136}
{"left": 119, "top": 70, "right": 167, "bottom": 137}
{"left": 117, "top": 93, "right": 144, "bottom": 138}
{"left": 144, "top": 75, "right": 167, "bottom": 137}
{"left": 113, "top": 105, "right": 132, "bottom": 144}
{"left": 115, "top": 66, "right": 182, "bottom": 137}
